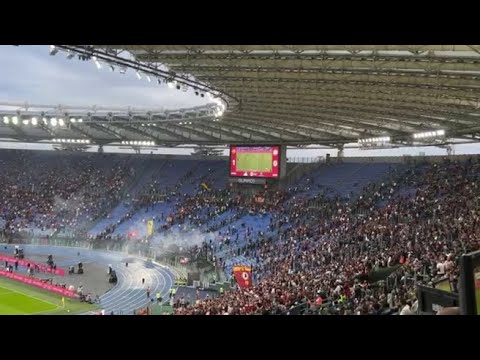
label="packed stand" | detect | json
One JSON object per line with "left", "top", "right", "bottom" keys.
{"left": 175, "top": 158, "right": 480, "bottom": 315}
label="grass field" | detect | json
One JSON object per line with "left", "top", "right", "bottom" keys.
{"left": 236, "top": 153, "right": 272, "bottom": 173}
{"left": 0, "top": 277, "right": 98, "bottom": 315}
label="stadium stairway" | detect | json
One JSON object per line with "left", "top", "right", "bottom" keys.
{"left": 88, "top": 160, "right": 169, "bottom": 236}
{"left": 107, "top": 161, "right": 226, "bottom": 237}
{"left": 212, "top": 213, "right": 273, "bottom": 256}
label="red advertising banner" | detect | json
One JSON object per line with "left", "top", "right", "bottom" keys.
{"left": 0, "top": 255, "right": 65, "bottom": 276}
{"left": 0, "top": 270, "right": 77, "bottom": 298}
{"left": 233, "top": 266, "right": 253, "bottom": 289}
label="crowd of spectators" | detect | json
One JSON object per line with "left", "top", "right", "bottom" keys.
{"left": 2, "top": 149, "right": 479, "bottom": 315}
{"left": 0, "top": 150, "right": 134, "bottom": 240}
{"left": 175, "top": 158, "right": 480, "bottom": 314}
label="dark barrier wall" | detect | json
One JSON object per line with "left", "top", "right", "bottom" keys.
{"left": 416, "top": 285, "right": 459, "bottom": 315}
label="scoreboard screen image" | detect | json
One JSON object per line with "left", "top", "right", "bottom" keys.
{"left": 230, "top": 145, "right": 280, "bottom": 178}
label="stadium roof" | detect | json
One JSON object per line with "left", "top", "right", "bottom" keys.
{"left": 3, "top": 45, "right": 480, "bottom": 148}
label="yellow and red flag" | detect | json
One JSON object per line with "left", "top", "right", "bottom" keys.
{"left": 233, "top": 266, "right": 252, "bottom": 289}
{"left": 147, "top": 220, "right": 154, "bottom": 236}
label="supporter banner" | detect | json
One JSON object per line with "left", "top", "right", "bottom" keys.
{"left": 147, "top": 220, "right": 154, "bottom": 237}
{"left": 0, "top": 255, "right": 65, "bottom": 276}
{"left": 0, "top": 270, "right": 77, "bottom": 298}
{"left": 233, "top": 266, "right": 252, "bottom": 289}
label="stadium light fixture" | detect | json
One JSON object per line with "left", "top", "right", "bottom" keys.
{"left": 49, "top": 45, "right": 58, "bottom": 56}
{"left": 70, "top": 118, "right": 76, "bottom": 123}
{"left": 12, "top": 116, "right": 18, "bottom": 125}
{"left": 77, "top": 118, "right": 83, "bottom": 123}
{"left": 358, "top": 136, "right": 391, "bottom": 144}
{"left": 3, "top": 116, "right": 9, "bottom": 124}
{"left": 58, "top": 118, "right": 65, "bottom": 127}
{"left": 22, "top": 119, "right": 29, "bottom": 125}
{"left": 31, "top": 117, "right": 38, "bottom": 126}
{"left": 50, "top": 118, "right": 57, "bottom": 127}
{"left": 42, "top": 117, "right": 48, "bottom": 125}
{"left": 413, "top": 130, "right": 445, "bottom": 139}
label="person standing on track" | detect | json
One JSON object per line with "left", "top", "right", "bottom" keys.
{"left": 142, "top": 277, "right": 145, "bottom": 285}
{"left": 146, "top": 286, "right": 151, "bottom": 299}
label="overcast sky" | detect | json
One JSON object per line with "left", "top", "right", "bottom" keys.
{"left": 0, "top": 45, "right": 479, "bottom": 157}
{"left": 0, "top": 45, "right": 208, "bottom": 109}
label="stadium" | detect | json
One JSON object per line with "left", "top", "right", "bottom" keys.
{"left": 0, "top": 45, "right": 479, "bottom": 315}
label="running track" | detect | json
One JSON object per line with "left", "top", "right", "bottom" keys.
{"left": 1, "top": 245, "right": 174, "bottom": 315}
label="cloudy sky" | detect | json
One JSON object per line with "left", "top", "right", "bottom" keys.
{"left": 0, "top": 45, "right": 208, "bottom": 109}
{"left": 0, "top": 45, "right": 479, "bottom": 157}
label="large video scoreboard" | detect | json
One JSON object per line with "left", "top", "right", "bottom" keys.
{"left": 229, "top": 145, "right": 280, "bottom": 178}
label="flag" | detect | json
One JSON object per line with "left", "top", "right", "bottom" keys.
{"left": 61, "top": 297, "right": 65, "bottom": 307}
{"left": 233, "top": 266, "right": 252, "bottom": 289}
{"left": 147, "top": 220, "right": 154, "bottom": 236}
{"left": 201, "top": 183, "right": 211, "bottom": 191}
{"left": 254, "top": 196, "right": 265, "bottom": 204}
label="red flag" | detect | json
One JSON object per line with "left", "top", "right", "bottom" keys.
{"left": 255, "top": 196, "right": 265, "bottom": 204}
{"left": 233, "top": 266, "right": 252, "bottom": 289}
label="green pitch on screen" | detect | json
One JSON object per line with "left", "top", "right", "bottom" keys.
{"left": 236, "top": 153, "right": 272, "bottom": 172}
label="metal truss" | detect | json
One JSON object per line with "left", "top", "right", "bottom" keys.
{"left": 4, "top": 45, "right": 480, "bottom": 147}
{"left": 102, "top": 45, "right": 480, "bottom": 147}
